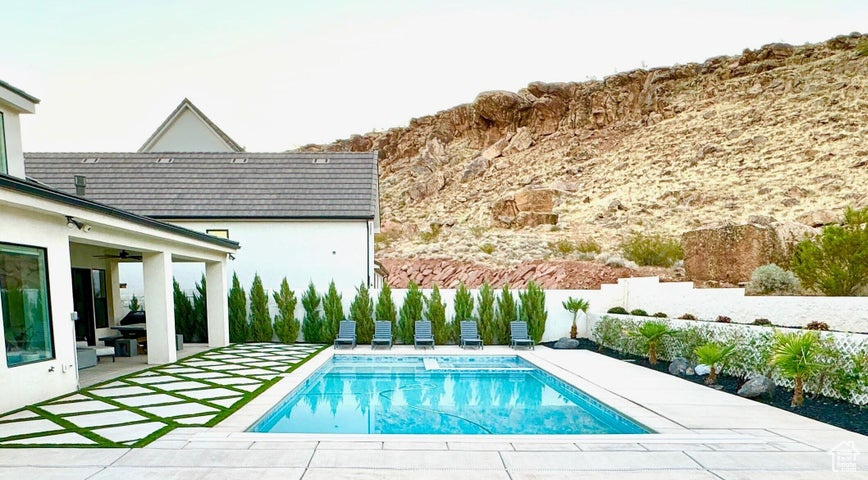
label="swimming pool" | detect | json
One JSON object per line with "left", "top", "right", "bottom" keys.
{"left": 250, "top": 355, "right": 649, "bottom": 435}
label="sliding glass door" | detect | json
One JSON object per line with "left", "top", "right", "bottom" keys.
{"left": 1, "top": 242, "right": 54, "bottom": 367}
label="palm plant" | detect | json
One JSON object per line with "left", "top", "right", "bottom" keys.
{"left": 562, "top": 297, "right": 590, "bottom": 339}
{"left": 629, "top": 321, "right": 676, "bottom": 365}
{"left": 694, "top": 342, "right": 736, "bottom": 385}
{"left": 770, "top": 330, "right": 826, "bottom": 407}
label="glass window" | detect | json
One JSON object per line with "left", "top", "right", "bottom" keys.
{"left": 92, "top": 269, "right": 108, "bottom": 329}
{"left": 1, "top": 243, "right": 54, "bottom": 367}
{"left": 206, "top": 229, "right": 229, "bottom": 239}
{"left": 0, "top": 112, "right": 7, "bottom": 175}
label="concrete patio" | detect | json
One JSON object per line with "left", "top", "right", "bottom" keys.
{"left": 0, "top": 346, "right": 865, "bottom": 479}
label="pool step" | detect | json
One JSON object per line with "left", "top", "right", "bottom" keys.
{"left": 423, "top": 358, "right": 440, "bottom": 370}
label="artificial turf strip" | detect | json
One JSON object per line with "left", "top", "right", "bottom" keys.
{"left": 0, "top": 343, "right": 328, "bottom": 448}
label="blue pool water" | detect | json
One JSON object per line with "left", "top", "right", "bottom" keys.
{"left": 250, "top": 356, "right": 649, "bottom": 435}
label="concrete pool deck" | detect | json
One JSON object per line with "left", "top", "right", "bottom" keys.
{"left": 1, "top": 345, "right": 866, "bottom": 479}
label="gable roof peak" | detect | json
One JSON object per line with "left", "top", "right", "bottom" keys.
{"left": 138, "top": 98, "right": 244, "bottom": 153}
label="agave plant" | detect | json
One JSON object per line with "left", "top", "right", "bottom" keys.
{"left": 562, "top": 297, "right": 590, "bottom": 339}
{"left": 770, "top": 330, "right": 826, "bottom": 407}
{"left": 694, "top": 342, "right": 737, "bottom": 385}
{"left": 629, "top": 321, "right": 676, "bottom": 365}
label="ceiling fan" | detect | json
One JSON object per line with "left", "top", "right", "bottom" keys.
{"left": 94, "top": 250, "right": 142, "bottom": 260}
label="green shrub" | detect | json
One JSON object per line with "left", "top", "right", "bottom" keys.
{"left": 752, "top": 318, "right": 772, "bottom": 326}
{"left": 630, "top": 309, "right": 648, "bottom": 317}
{"left": 248, "top": 273, "right": 273, "bottom": 342}
{"left": 426, "top": 285, "right": 448, "bottom": 344}
{"left": 419, "top": 224, "right": 442, "bottom": 243}
{"left": 228, "top": 273, "right": 248, "bottom": 343}
{"left": 398, "top": 282, "right": 424, "bottom": 344}
{"left": 376, "top": 284, "right": 398, "bottom": 341}
{"left": 679, "top": 313, "right": 697, "bottom": 320}
{"left": 592, "top": 315, "right": 625, "bottom": 351}
{"left": 173, "top": 279, "right": 194, "bottom": 342}
{"left": 620, "top": 231, "right": 683, "bottom": 267}
{"left": 791, "top": 206, "right": 868, "bottom": 296}
{"left": 652, "top": 312, "right": 668, "bottom": 318}
{"left": 321, "top": 281, "right": 344, "bottom": 341}
{"left": 191, "top": 275, "right": 208, "bottom": 343}
{"left": 858, "top": 38, "right": 868, "bottom": 56}
{"left": 129, "top": 294, "right": 141, "bottom": 312}
{"left": 301, "top": 283, "right": 324, "bottom": 343}
{"left": 674, "top": 324, "right": 711, "bottom": 363}
{"left": 576, "top": 238, "right": 602, "bottom": 254}
{"left": 453, "top": 283, "right": 474, "bottom": 342}
{"left": 272, "top": 278, "right": 299, "bottom": 344}
{"left": 549, "top": 239, "right": 575, "bottom": 256}
{"left": 747, "top": 264, "right": 800, "bottom": 295}
{"left": 716, "top": 315, "right": 732, "bottom": 323}
{"left": 350, "top": 283, "right": 375, "bottom": 344}
{"left": 479, "top": 243, "right": 495, "bottom": 255}
{"left": 477, "top": 283, "right": 496, "bottom": 344}
{"left": 805, "top": 321, "right": 829, "bottom": 331}
{"left": 494, "top": 286, "right": 517, "bottom": 344}
{"left": 607, "top": 306, "right": 628, "bottom": 314}
{"left": 830, "top": 350, "right": 868, "bottom": 401}
{"left": 519, "top": 281, "right": 547, "bottom": 343}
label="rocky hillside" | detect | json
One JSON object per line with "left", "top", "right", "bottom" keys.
{"left": 303, "top": 33, "right": 868, "bottom": 287}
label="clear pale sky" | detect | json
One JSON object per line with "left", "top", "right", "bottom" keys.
{"left": 3, "top": 0, "right": 865, "bottom": 152}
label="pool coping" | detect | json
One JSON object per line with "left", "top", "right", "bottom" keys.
{"left": 214, "top": 346, "right": 763, "bottom": 445}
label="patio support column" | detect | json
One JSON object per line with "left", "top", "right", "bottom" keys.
{"left": 142, "top": 251, "right": 177, "bottom": 364}
{"left": 205, "top": 259, "right": 229, "bottom": 348}
{"left": 107, "top": 259, "right": 122, "bottom": 323}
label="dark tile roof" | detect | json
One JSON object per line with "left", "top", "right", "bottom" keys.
{"left": 0, "top": 173, "right": 238, "bottom": 250}
{"left": 23, "top": 152, "right": 379, "bottom": 220}
{"left": 139, "top": 98, "right": 243, "bottom": 153}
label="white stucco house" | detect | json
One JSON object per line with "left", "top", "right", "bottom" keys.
{"left": 1, "top": 81, "right": 239, "bottom": 412}
{"left": 25, "top": 99, "right": 381, "bottom": 295}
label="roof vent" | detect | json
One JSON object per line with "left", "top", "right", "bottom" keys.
{"left": 313, "top": 158, "right": 330, "bottom": 164}
{"left": 156, "top": 158, "right": 174, "bottom": 164}
{"left": 82, "top": 157, "right": 99, "bottom": 164}
{"left": 232, "top": 158, "right": 247, "bottom": 164}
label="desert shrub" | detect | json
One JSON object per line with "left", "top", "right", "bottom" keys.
{"left": 679, "top": 313, "right": 697, "bottom": 320}
{"left": 607, "top": 306, "right": 629, "bottom": 314}
{"left": 549, "top": 239, "right": 575, "bottom": 256}
{"left": 494, "top": 286, "right": 517, "bottom": 344}
{"left": 619, "top": 231, "right": 683, "bottom": 267}
{"left": 652, "top": 312, "right": 668, "bottom": 318}
{"left": 426, "top": 285, "right": 448, "bottom": 344}
{"left": 479, "top": 243, "right": 495, "bottom": 255}
{"left": 469, "top": 225, "right": 488, "bottom": 238}
{"left": 349, "top": 283, "right": 375, "bottom": 344}
{"left": 575, "top": 238, "right": 602, "bottom": 254}
{"left": 716, "top": 315, "right": 732, "bottom": 323}
{"left": 747, "top": 264, "right": 800, "bottom": 295}
{"left": 301, "top": 283, "right": 324, "bottom": 343}
{"left": 453, "top": 283, "right": 474, "bottom": 342}
{"left": 791, "top": 206, "right": 868, "bottom": 296}
{"left": 228, "top": 273, "right": 248, "bottom": 343}
{"left": 752, "top": 318, "right": 772, "bottom": 326}
{"left": 519, "top": 281, "right": 547, "bottom": 343}
{"left": 272, "top": 278, "right": 299, "bottom": 344}
{"left": 805, "top": 321, "right": 830, "bottom": 331}
{"left": 419, "top": 224, "right": 442, "bottom": 243}
{"left": 858, "top": 38, "right": 868, "bottom": 56}
{"left": 321, "top": 281, "right": 344, "bottom": 341}
{"left": 398, "top": 282, "right": 424, "bottom": 344}
{"left": 173, "top": 279, "right": 194, "bottom": 342}
{"left": 630, "top": 309, "right": 648, "bottom": 317}
{"left": 477, "top": 283, "right": 496, "bottom": 344}
{"left": 592, "top": 315, "right": 627, "bottom": 352}
{"left": 374, "top": 230, "right": 400, "bottom": 249}
{"left": 248, "top": 273, "right": 273, "bottom": 342}
{"left": 376, "top": 283, "right": 397, "bottom": 340}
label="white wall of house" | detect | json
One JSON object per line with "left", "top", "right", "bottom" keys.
{"left": 1, "top": 103, "right": 28, "bottom": 179}
{"left": 145, "top": 108, "right": 235, "bottom": 152}
{"left": 0, "top": 205, "right": 79, "bottom": 413}
{"left": 130, "top": 219, "right": 373, "bottom": 294}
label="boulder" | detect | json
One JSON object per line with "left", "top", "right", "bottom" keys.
{"left": 406, "top": 173, "right": 446, "bottom": 202}
{"left": 517, "top": 212, "right": 559, "bottom": 227}
{"left": 796, "top": 209, "right": 841, "bottom": 227}
{"left": 694, "top": 364, "right": 711, "bottom": 376}
{"left": 461, "top": 156, "right": 490, "bottom": 182}
{"left": 503, "top": 127, "right": 535, "bottom": 155}
{"left": 481, "top": 136, "right": 510, "bottom": 160}
{"left": 681, "top": 222, "right": 815, "bottom": 284}
{"left": 668, "top": 357, "right": 690, "bottom": 376}
{"left": 491, "top": 197, "right": 519, "bottom": 226}
{"left": 737, "top": 375, "right": 776, "bottom": 399}
{"left": 473, "top": 90, "right": 532, "bottom": 125}
{"left": 553, "top": 337, "right": 580, "bottom": 349}
{"left": 514, "top": 188, "right": 557, "bottom": 213}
